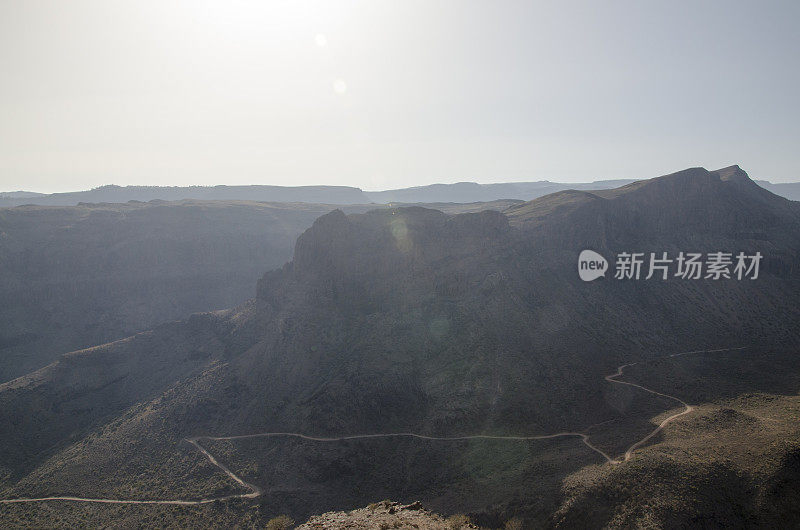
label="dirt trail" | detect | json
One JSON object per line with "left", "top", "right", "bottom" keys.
{"left": 606, "top": 347, "right": 745, "bottom": 462}
{"left": 0, "top": 347, "right": 744, "bottom": 505}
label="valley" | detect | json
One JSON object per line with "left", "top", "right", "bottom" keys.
{"left": 1, "top": 166, "right": 798, "bottom": 527}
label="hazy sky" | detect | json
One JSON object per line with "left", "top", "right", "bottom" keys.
{"left": 1, "top": 0, "right": 799, "bottom": 192}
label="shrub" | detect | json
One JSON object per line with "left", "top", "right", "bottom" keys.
{"left": 266, "top": 514, "right": 295, "bottom": 530}
{"left": 446, "top": 513, "right": 471, "bottom": 529}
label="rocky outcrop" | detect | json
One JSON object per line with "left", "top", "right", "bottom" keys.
{"left": 297, "top": 500, "right": 478, "bottom": 529}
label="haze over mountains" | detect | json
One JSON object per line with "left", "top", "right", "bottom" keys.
{"left": 1, "top": 166, "right": 799, "bottom": 527}
{"left": 0, "top": 201, "right": 341, "bottom": 382}
{"left": 3, "top": 176, "right": 799, "bottom": 207}
{"left": 0, "top": 199, "right": 519, "bottom": 384}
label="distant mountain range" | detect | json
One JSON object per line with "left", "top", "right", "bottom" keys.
{"left": 364, "top": 179, "right": 638, "bottom": 203}
{"left": 1, "top": 165, "right": 799, "bottom": 527}
{"left": 3, "top": 177, "right": 798, "bottom": 207}
{"left": 755, "top": 180, "right": 800, "bottom": 201}
{"left": 0, "top": 185, "right": 368, "bottom": 207}
{"left": 0, "top": 191, "right": 45, "bottom": 199}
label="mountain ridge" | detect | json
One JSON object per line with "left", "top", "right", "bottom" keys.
{"left": 4, "top": 171, "right": 799, "bottom": 207}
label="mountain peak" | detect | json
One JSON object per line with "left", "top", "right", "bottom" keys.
{"left": 714, "top": 164, "right": 745, "bottom": 179}
{"left": 506, "top": 166, "right": 800, "bottom": 248}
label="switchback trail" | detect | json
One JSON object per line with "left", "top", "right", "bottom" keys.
{"left": 0, "top": 346, "right": 744, "bottom": 505}
{"left": 606, "top": 346, "right": 746, "bottom": 462}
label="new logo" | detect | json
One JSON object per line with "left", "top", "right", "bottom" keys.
{"left": 578, "top": 250, "right": 608, "bottom": 282}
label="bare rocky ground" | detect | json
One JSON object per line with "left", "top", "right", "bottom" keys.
{"left": 297, "top": 500, "right": 479, "bottom": 529}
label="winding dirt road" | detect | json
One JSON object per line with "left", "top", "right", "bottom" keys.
{"left": 0, "top": 346, "right": 743, "bottom": 505}
{"left": 200, "top": 430, "right": 617, "bottom": 466}
{"left": 607, "top": 347, "right": 745, "bottom": 462}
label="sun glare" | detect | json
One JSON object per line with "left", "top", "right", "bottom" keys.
{"left": 333, "top": 78, "right": 347, "bottom": 94}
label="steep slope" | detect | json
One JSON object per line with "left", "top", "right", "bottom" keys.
{"left": 1, "top": 166, "right": 799, "bottom": 527}
{"left": 0, "top": 310, "right": 234, "bottom": 485}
